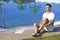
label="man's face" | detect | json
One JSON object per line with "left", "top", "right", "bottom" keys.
{"left": 45, "top": 5, "right": 51, "bottom": 12}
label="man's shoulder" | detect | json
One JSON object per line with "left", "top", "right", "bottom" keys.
{"left": 43, "top": 12, "right": 46, "bottom": 14}
{"left": 43, "top": 12, "right": 55, "bottom": 14}
{"left": 51, "top": 12, "right": 54, "bottom": 14}
{"left": 50, "top": 12, "right": 55, "bottom": 16}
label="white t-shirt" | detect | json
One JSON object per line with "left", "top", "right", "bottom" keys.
{"left": 42, "top": 12, "right": 55, "bottom": 31}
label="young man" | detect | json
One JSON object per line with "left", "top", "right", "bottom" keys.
{"left": 32, "top": 4, "right": 55, "bottom": 37}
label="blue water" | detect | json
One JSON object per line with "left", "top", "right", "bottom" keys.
{"left": 0, "top": 1, "right": 60, "bottom": 28}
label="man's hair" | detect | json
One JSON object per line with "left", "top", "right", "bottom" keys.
{"left": 46, "top": 4, "right": 52, "bottom": 8}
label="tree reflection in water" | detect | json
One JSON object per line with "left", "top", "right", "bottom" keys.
{"left": 14, "top": 0, "right": 41, "bottom": 13}
{"left": 18, "top": 3, "right": 26, "bottom": 10}
{"left": 0, "top": 0, "right": 9, "bottom": 28}
{"left": 0, "top": 0, "right": 41, "bottom": 28}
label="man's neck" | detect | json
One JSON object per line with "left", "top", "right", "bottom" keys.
{"left": 46, "top": 11, "right": 51, "bottom": 14}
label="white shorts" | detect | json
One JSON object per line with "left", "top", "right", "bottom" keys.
{"left": 43, "top": 25, "right": 54, "bottom": 31}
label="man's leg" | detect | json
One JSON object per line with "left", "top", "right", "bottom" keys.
{"left": 34, "top": 23, "right": 40, "bottom": 33}
{"left": 32, "top": 23, "right": 42, "bottom": 37}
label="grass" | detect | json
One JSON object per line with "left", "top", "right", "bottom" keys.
{"left": 22, "top": 34, "right": 60, "bottom": 40}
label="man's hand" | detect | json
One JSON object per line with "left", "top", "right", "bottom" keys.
{"left": 45, "top": 20, "right": 54, "bottom": 27}
{"left": 39, "top": 24, "right": 45, "bottom": 30}
{"left": 44, "top": 24, "right": 48, "bottom": 27}
{"left": 39, "top": 24, "right": 43, "bottom": 27}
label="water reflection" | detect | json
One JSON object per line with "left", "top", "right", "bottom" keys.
{"left": 0, "top": 0, "right": 39, "bottom": 28}
{"left": 14, "top": 0, "right": 40, "bottom": 13}
{"left": 3, "top": 0, "right": 9, "bottom": 2}
{"left": 29, "top": 2, "right": 41, "bottom": 13}
{"left": 0, "top": 0, "right": 60, "bottom": 28}
{"left": 18, "top": 4, "right": 26, "bottom": 10}
{"left": 14, "top": 0, "right": 35, "bottom": 4}
{"left": 0, "top": 0, "right": 9, "bottom": 28}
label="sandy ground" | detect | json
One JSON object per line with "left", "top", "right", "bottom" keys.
{"left": 0, "top": 24, "right": 60, "bottom": 40}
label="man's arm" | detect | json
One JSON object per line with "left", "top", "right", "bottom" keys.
{"left": 45, "top": 20, "right": 54, "bottom": 27}
{"left": 39, "top": 18, "right": 47, "bottom": 30}
{"left": 40, "top": 18, "right": 47, "bottom": 25}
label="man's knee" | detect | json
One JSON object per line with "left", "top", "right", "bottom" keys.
{"left": 34, "top": 23, "right": 37, "bottom": 26}
{"left": 34, "top": 23, "right": 39, "bottom": 28}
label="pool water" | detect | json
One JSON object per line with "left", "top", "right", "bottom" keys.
{"left": 0, "top": 1, "right": 60, "bottom": 28}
